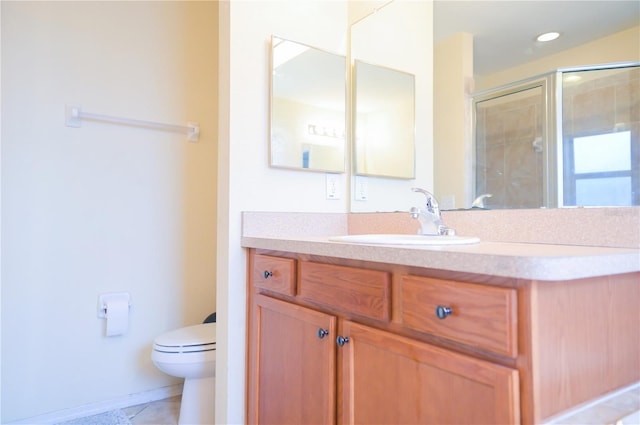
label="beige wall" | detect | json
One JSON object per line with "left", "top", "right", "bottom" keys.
{"left": 434, "top": 32, "right": 474, "bottom": 208}
{"left": 355, "top": 93, "right": 415, "bottom": 177}
{"left": 1, "top": 2, "right": 217, "bottom": 422}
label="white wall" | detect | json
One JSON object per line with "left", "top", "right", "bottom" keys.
{"left": 217, "top": 1, "right": 349, "bottom": 423}
{"left": 1, "top": 2, "right": 217, "bottom": 422}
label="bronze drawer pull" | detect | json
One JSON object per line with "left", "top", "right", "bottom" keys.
{"left": 435, "top": 305, "right": 452, "bottom": 319}
{"left": 263, "top": 270, "right": 273, "bottom": 279}
{"left": 317, "top": 328, "right": 329, "bottom": 339}
{"left": 336, "top": 336, "right": 350, "bottom": 346}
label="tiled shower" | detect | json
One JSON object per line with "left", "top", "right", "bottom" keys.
{"left": 474, "top": 63, "right": 639, "bottom": 209}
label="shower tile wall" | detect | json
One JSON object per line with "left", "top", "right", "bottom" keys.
{"left": 562, "top": 67, "right": 639, "bottom": 206}
{"left": 476, "top": 88, "right": 544, "bottom": 209}
{"left": 477, "top": 65, "right": 639, "bottom": 209}
{"left": 564, "top": 68, "right": 639, "bottom": 135}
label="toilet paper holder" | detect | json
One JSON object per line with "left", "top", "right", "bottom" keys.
{"left": 97, "top": 292, "right": 131, "bottom": 319}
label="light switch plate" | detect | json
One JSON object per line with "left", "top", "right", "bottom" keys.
{"left": 355, "top": 176, "right": 368, "bottom": 201}
{"left": 326, "top": 173, "right": 340, "bottom": 200}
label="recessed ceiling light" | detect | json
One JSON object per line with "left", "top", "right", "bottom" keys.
{"left": 564, "top": 75, "right": 582, "bottom": 83}
{"left": 537, "top": 32, "right": 560, "bottom": 42}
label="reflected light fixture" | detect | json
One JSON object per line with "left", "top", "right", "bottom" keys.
{"left": 537, "top": 31, "right": 560, "bottom": 42}
{"left": 564, "top": 75, "right": 582, "bottom": 83}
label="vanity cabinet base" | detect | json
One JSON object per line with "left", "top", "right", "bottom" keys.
{"left": 339, "top": 320, "right": 519, "bottom": 424}
{"left": 248, "top": 295, "right": 336, "bottom": 425}
{"left": 524, "top": 274, "right": 640, "bottom": 421}
{"left": 246, "top": 249, "right": 640, "bottom": 424}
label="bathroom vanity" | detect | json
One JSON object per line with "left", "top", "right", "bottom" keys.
{"left": 242, "top": 212, "right": 640, "bottom": 425}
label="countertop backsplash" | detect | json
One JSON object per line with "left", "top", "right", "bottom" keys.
{"left": 244, "top": 207, "right": 640, "bottom": 249}
{"left": 440, "top": 207, "right": 640, "bottom": 248}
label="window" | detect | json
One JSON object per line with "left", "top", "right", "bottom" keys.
{"left": 565, "top": 131, "right": 634, "bottom": 206}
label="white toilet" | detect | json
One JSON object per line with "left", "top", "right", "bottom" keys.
{"left": 152, "top": 322, "right": 216, "bottom": 425}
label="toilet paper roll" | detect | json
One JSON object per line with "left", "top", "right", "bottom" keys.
{"left": 105, "top": 296, "right": 129, "bottom": 336}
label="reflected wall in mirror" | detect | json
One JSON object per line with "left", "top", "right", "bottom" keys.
{"left": 354, "top": 60, "right": 415, "bottom": 179}
{"left": 349, "top": 0, "right": 433, "bottom": 213}
{"left": 270, "top": 36, "right": 346, "bottom": 173}
{"left": 342, "top": 1, "right": 638, "bottom": 211}
{"left": 436, "top": 1, "right": 640, "bottom": 210}
{"left": 474, "top": 63, "right": 640, "bottom": 210}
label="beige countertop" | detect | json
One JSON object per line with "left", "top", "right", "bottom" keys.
{"left": 242, "top": 211, "right": 640, "bottom": 425}
{"left": 241, "top": 210, "right": 640, "bottom": 281}
{"left": 241, "top": 235, "right": 640, "bottom": 281}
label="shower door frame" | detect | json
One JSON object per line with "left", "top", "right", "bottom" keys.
{"left": 555, "top": 61, "right": 640, "bottom": 207}
{"left": 472, "top": 61, "right": 639, "bottom": 209}
{"left": 471, "top": 75, "right": 558, "bottom": 208}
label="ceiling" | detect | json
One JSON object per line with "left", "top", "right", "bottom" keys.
{"left": 434, "top": 0, "right": 640, "bottom": 76}
{"left": 273, "top": 1, "right": 639, "bottom": 107}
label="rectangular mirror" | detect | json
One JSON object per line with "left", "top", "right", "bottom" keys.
{"left": 348, "top": 0, "right": 638, "bottom": 212}
{"left": 270, "top": 36, "right": 346, "bottom": 173}
{"left": 349, "top": 0, "right": 432, "bottom": 214}
{"left": 354, "top": 60, "right": 416, "bottom": 179}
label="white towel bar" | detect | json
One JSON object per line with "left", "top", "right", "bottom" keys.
{"left": 65, "top": 104, "right": 199, "bottom": 143}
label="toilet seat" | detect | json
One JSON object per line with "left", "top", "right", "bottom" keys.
{"left": 153, "top": 323, "right": 216, "bottom": 354}
{"left": 151, "top": 322, "right": 217, "bottom": 424}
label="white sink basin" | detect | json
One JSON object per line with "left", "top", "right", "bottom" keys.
{"left": 328, "top": 234, "right": 480, "bottom": 246}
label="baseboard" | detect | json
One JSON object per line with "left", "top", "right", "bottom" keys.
{"left": 6, "top": 384, "right": 183, "bottom": 424}
{"left": 543, "top": 381, "right": 640, "bottom": 424}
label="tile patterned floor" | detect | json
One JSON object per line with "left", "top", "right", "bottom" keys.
{"left": 73, "top": 385, "right": 639, "bottom": 425}
{"left": 545, "top": 384, "right": 640, "bottom": 425}
{"left": 123, "top": 396, "right": 181, "bottom": 425}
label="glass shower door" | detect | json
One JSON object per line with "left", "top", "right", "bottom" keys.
{"left": 561, "top": 65, "right": 639, "bottom": 206}
{"left": 473, "top": 63, "right": 638, "bottom": 209}
{"left": 474, "top": 82, "right": 546, "bottom": 209}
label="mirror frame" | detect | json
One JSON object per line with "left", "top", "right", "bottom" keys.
{"left": 353, "top": 59, "right": 416, "bottom": 179}
{"left": 269, "top": 35, "right": 347, "bottom": 174}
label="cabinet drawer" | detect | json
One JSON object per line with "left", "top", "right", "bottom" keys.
{"left": 299, "top": 261, "right": 391, "bottom": 321}
{"left": 401, "top": 275, "right": 517, "bottom": 357}
{"left": 252, "top": 254, "right": 296, "bottom": 296}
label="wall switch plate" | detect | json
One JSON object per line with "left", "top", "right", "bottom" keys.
{"left": 355, "top": 176, "right": 368, "bottom": 201}
{"left": 326, "top": 173, "right": 340, "bottom": 200}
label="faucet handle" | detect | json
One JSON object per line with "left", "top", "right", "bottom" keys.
{"left": 410, "top": 187, "right": 456, "bottom": 236}
{"left": 411, "top": 187, "right": 431, "bottom": 197}
{"left": 411, "top": 187, "right": 440, "bottom": 217}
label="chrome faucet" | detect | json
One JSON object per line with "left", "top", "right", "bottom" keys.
{"left": 410, "top": 187, "right": 456, "bottom": 236}
{"left": 471, "top": 193, "right": 493, "bottom": 209}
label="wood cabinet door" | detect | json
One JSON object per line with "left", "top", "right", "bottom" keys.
{"left": 338, "top": 320, "right": 520, "bottom": 425}
{"left": 249, "top": 294, "right": 337, "bottom": 425}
